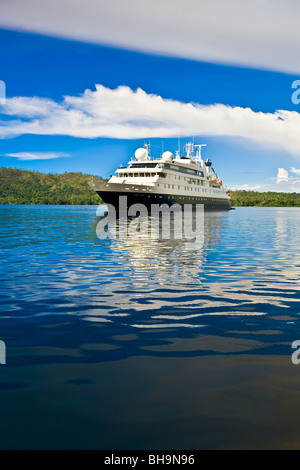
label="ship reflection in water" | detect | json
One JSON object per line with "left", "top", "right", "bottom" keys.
{"left": 1, "top": 205, "right": 300, "bottom": 449}
{"left": 96, "top": 206, "right": 210, "bottom": 284}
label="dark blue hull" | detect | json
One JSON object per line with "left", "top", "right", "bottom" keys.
{"left": 96, "top": 190, "right": 231, "bottom": 211}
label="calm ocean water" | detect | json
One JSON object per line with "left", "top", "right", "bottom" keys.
{"left": 1, "top": 204, "right": 300, "bottom": 449}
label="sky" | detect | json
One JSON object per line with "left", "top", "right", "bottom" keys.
{"left": 1, "top": 0, "right": 300, "bottom": 191}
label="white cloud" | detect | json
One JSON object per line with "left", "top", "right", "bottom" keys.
{"left": 291, "top": 166, "right": 300, "bottom": 176}
{"left": 2, "top": 85, "right": 300, "bottom": 157}
{"left": 274, "top": 167, "right": 300, "bottom": 190}
{"left": 276, "top": 168, "right": 289, "bottom": 183}
{"left": 229, "top": 167, "right": 300, "bottom": 192}
{"left": 0, "top": 0, "right": 300, "bottom": 74}
{"left": 4, "top": 152, "right": 70, "bottom": 161}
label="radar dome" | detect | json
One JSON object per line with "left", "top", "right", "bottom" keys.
{"left": 161, "top": 151, "right": 173, "bottom": 162}
{"left": 135, "top": 148, "right": 148, "bottom": 161}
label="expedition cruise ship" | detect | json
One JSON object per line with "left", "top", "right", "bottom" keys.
{"left": 89, "top": 143, "right": 231, "bottom": 210}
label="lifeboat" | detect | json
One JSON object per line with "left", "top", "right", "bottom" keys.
{"left": 211, "top": 178, "right": 222, "bottom": 187}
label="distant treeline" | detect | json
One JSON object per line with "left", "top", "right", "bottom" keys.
{"left": 228, "top": 190, "right": 300, "bottom": 207}
{"left": 0, "top": 168, "right": 104, "bottom": 205}
{"left": 0, "top": 168, "right": 300, "bottom": 206}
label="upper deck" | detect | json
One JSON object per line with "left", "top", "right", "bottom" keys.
{"left": 108, "top": 143, "right": 224, "bottom": 193}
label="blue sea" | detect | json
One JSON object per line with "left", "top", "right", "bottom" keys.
{"left": 1, "top": 205, "right": 300, "bottom": 449}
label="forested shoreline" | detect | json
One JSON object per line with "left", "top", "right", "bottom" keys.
{"left": 1, "top": 168, "right": 300, "bottom": 206}
{"left": 0, "top": 168, "right": 104, "bottom": 205}
{"left": 227, "top": 190, "right": 300, "bottom": 207}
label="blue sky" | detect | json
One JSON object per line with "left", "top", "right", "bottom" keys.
{"left": 1, "top": 0, "right": 300, "bottom": 191}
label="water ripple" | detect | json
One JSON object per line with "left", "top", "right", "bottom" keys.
{"left": 1, "top": 205, "right": 300, "bottom": 359}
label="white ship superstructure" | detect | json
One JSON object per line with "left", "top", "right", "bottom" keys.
{"left": 89, "top": 143, "right": 231, "bottom": 210}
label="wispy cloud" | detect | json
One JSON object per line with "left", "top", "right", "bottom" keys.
{"left": 0, "top": 0, "right": 300, "bottom": 74}
{"left": 1, "top": 85, "right": 300, "bottom": 157}
{"left": 4, "top": 152, "right": 70, "bottom": 161}
{"left": 230, "top": 181, "right": 300, "bottom": 192}
{"left": 228, "top": 184, "right": 263, "bottom": 191}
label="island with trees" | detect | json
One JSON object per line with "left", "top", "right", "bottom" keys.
{"left": 0, "top": 168, "right": 104, "bottom": 205}
{"left": 227, "top": 190, "right": 300, "bottom": 207}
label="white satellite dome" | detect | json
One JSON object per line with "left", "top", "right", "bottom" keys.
{"left": 161, "top": 151, "right": 173, "bottom": 162}
{"left": 135, "top": 148, "right": 148, "bottom": 161}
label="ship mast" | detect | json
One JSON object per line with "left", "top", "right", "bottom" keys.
{"left": 184, "top": 142, "right": 195, "bottom": 158}
{"left": 194, "top": 144, "right": 207, "bottom": 164}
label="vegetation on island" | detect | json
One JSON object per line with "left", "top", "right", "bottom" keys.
{"left": 0, "top": 168, "right": 104, "bottom": 205}
{"left": 0, "top": 168, "right": 300, "bottom": 206}
{"left": 228, "top": 190, "right": 300, "bottom": 207}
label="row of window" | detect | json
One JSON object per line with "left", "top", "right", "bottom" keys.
{"left": 148, "top": 195, "right": 225, "bottom": 202}
{"left": 163, "top": 174, "right": 205, "bottom": 184}
{"left": 118, "top": 172, "right": 206, "bottom": 185}
{"left": 158, "top": 184, "right": 211, "bottom": 193}
{"left": 187, "top": 178, "right": 205, "bottom": 186}
{"left": 118, "top": 172, "right": 159, "bottom": 178}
